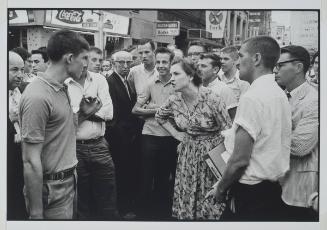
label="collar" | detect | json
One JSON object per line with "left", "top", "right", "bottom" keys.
{"left": 37, "top": 73, "right": 65, "bottom": 92}
{"left": 250, "top": 74, "right": 275, "bottom": 89}
{"left": 221, "top": 69, "right": 239, "bottom": 83}
{"left": 9, "top": 87, "right": 20, "bottom": 96}
{"left": 290, "top": 82, "right": 306, "bottom": 98}
{"left": 207, "top": 77, "right": 222, "bottom": 88}
{"left": 65, "top": 71, "right": 93, "bottom": 85}
{"left": 114, "top": 71, "right": 128, "bottom": 82}
{"left": 154, "top": 74, "right": 173, "bottom": 86}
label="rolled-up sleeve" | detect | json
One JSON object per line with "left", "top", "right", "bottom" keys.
{"left": 95, "top": 75, "right": 113, "bottom": 121}
{"left": 221, "top": 86, "right": 238, "bottom": 110}
{"left": 233, "top": 96, "right": 261, "bottom": 141}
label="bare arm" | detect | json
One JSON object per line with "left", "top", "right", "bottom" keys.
{"left": 132, "top": 101, "right": 158, "bottom": 116}
{"left": 22, "top": 142, "right": 44, "bottom": 219}
{"left": 161, "top": 122, "right": 185, "bottom": 142}
{"left": 215, "top": 126, "right": 253, "bottom": 202}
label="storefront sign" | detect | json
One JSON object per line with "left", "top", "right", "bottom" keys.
{"left": 9, "top": 10, "right": 29, "bottom": 24}
{"left": 206, "top": 11, "right": 227, "bottom": 39}
{"left": 156, "top": 21, "right": 180, "bottom": 36}
{"left": 102, "top": 12, "right": 130, "bottom": 35}
{"left": 56, "top": 10, "right": 84, "bottom": 24}
{"left": 46, "top": 10, "right": 99, "bottom": 31}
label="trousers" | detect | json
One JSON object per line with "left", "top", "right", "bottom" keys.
{"left": 76, "top": 137, "right": 119, "bottom": 220}
{"left": 137, "top": 135, "right": 178, "bottom": 219}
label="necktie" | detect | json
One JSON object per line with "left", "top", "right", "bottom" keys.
{"left": 124, "top": 78, "right": 131, "bottom": 100}
{"left": 286, "top": 92, "right": 291, "bottom": 100}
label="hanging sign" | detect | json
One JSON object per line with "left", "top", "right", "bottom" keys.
{"left": 156, "top": 21, "right": 180, "bottom": 36}
{"left": 206, "top": 11, "right": 227, "bottom": 38}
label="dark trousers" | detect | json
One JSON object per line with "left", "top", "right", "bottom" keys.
{"left": 223, "top": 180, "right": 285, "bottom": 221}
{"left": 106, "top": 132, "right": 141, "bottom": 216}
{"left": 137, "top": 135, "right": 178, "bottom": 219}
{"left": 76, "top": 137, "right": 118, "bottom": 220}
{"left": 281, "top": 203, "right": 318, "bottom": 221}
{"left": 7, "top": 140, "right": 28, "bottom": 220}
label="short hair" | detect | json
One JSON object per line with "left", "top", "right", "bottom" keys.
{"left": 171, "top": 58, "right": 202, "bottom": 86}
{"left": 281, "top": 45, "right": 311, "bottom": 74}
{"left": 243, "top": 36, "right": 280, "bottom": 70}
{"left": 155, "top": 47, "right": 175, "bottom": 62}
{"left": 89, "top": 46, "right": 102, "bottom": 55}
{"left": 221, "top": 46, "right": 239, "bottom": 61}
{"left": 188, "top": 40, "right": 208, "bottom": 53}
{"left": 200, "top": 53, "right": 221, "bottom": 69}
{"left": 46, "top": 30, "right": 90, "bottom": 62}
{"left": 11, "top": 47, "right": 31, "bottom": 62}
{"left": 311, "top": 51, "right": 319, "bottom": 65}
{"left": 138, "top": 39, "right": 155, "bottom": 51}
{"left": 31, "top": 48, "right": 49, "bottom": 63}
{"left": 124, "top": 45, "right": 138, "bottom": 53}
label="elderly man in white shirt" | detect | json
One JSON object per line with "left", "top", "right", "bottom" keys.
{"left": 214, "top": 36, "right": 292, "bottom": 221}
{"left": 66, "top": 62, "right": 118, "bottom": 220}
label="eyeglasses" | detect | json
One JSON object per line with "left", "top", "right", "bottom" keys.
{"left": 275, "top": 59, "right": 302, "bottom": 70}
{"left": 114, "top": 60, "right": 133, "bottom": 66}
{"left": 187, "top": 52, "right": 204, "bottom": 57}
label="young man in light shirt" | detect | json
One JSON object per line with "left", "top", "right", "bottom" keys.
{"left": 132, "top": 47, "right": 178, "bottom": 220}
{"left": 66, "top": 46, "right": 118, "bottom": 220}
{"left": 214, "top": 36, "right": 292, "bottom": 221}
{"left": 219, "top": 46, "right": 250, "bottom": 102}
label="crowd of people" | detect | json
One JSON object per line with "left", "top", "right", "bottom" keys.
{"left": 8, "top": 29, "right": 319, "bottom": 221}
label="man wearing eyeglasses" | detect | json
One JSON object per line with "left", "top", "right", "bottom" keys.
{"left": 187, "top": 41, "right": 207, "bottom": 68}
{"left": 105, "top": 51, "right": 143, "bottom": 219}
{"left": 274, "top": 45, "right": 318, "bottom": 221}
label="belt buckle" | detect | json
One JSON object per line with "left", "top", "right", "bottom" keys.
{"left": 59, "top": 171, "right": 65, "bottom": 181}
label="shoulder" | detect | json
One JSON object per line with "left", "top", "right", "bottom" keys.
{"left": 90, "top": 72, "right": 108, "bottom": 84}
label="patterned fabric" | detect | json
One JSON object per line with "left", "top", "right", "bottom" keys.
{"left": 9, "top": 87, "right": 22, "bottom": 123}
{"left": 281, "top": 82, "right": 318, "bottom": 208}
{"left": 156, "top": 87, "right": 232, "bottom": 220}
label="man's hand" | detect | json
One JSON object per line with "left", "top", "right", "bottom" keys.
{"left": 79, "top": 97, "right": 102, "bottom": 122}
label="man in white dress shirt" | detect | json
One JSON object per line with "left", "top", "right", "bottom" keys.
{"left": 66, "top": 47, "right": 118, "bottom": 220}
{"left": 215, "top": 36, "right": 292, "bottom": 221}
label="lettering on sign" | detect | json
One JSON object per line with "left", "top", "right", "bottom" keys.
{"left": 156, "top": 21, "right": 180, "bottom": 36}
{"left": 103, "top": 19, "right": 114, "bottom": 29}
{"left": 56, "top": 10, "right": 84, "bottom": 24}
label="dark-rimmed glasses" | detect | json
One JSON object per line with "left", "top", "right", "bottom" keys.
{"left": 275, "top": 59, "right": 302, "bottom": 70}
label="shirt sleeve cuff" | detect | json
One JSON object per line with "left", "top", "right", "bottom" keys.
{"left": 234, "top": 117, "right": 257, "bottom": 141}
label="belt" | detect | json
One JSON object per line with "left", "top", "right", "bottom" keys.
{"left": 76, "top": 136, "right": 103, "bottom": 145}
{"left": 44, "top": 166, "right": 76, "bottom": 181}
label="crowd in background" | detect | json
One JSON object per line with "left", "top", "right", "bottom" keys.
{"left": 8, "top": 29, "right": 319, "bottom": 221}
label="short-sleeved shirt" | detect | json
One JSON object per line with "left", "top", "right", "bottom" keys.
{"left": 220, "top": 70, "right": 250, "bottom": 102}
{"left": 128, "top": 64, "right": 158, "bottom": 96}
{"left": 233, "top": 74, "right": 292, "bottom": 185}
{"left": 137, "top": 75, "right": 175, "bottom": 136}
{"left": 19, "top": 74, "right": 77, "bottom": 174}
{"left": 207, "top": 78, "right": 238, "bottom": 110}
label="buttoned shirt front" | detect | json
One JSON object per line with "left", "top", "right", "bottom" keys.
{"left": 220, "top": 70, "right": 250, "bottom": 102}
{"left": 9, "top": 87, "right": 22, "bottom": 123}
{"left": 128, "top": 64, "right": 159, "bottom": 97}
{"left": 207, "top": 78, "right": 238, "bottom": 110}
{"left": 233, "top": 74, "right": 292, "bottom": 185}
{"left": 137, "top": 75, "right": 175, "bottom": 136}
{"left": 66, "top": 71, "right": 113, "bottom": 140}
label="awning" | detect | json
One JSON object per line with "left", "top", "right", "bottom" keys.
{"left": 43, "top": 26, "right": 95, "bottom": 35}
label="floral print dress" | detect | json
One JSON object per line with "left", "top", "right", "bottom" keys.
{"left": 155, "top": 86, "right": 232, "bottom": 220}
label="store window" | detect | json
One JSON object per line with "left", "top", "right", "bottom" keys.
{"left": 105, "top": 36, "right": 124, "bottom": 56}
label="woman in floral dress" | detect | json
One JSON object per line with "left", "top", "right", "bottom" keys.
{"left": 155, "top": 58, "right": 232, "bottom": 220}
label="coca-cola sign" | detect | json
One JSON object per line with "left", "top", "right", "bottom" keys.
{"left": 56, "top": 10, "right": 84, "bottom": 24}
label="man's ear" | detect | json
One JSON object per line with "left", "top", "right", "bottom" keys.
{"left": 213, "top": 66, "right": 220, "bottom": 75}
{"left": 295, "top": 62, "right": 304, "bottom": 74}
{"left": 64, "top": 53, "right": 74, "bottom": 64}
{"left": 253, "top": 53, "right": 262, "bottom": 67}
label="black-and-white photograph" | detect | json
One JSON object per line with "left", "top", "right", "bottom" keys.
{"left": 3, "top": 0, "right": 323, "bottom": 229}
